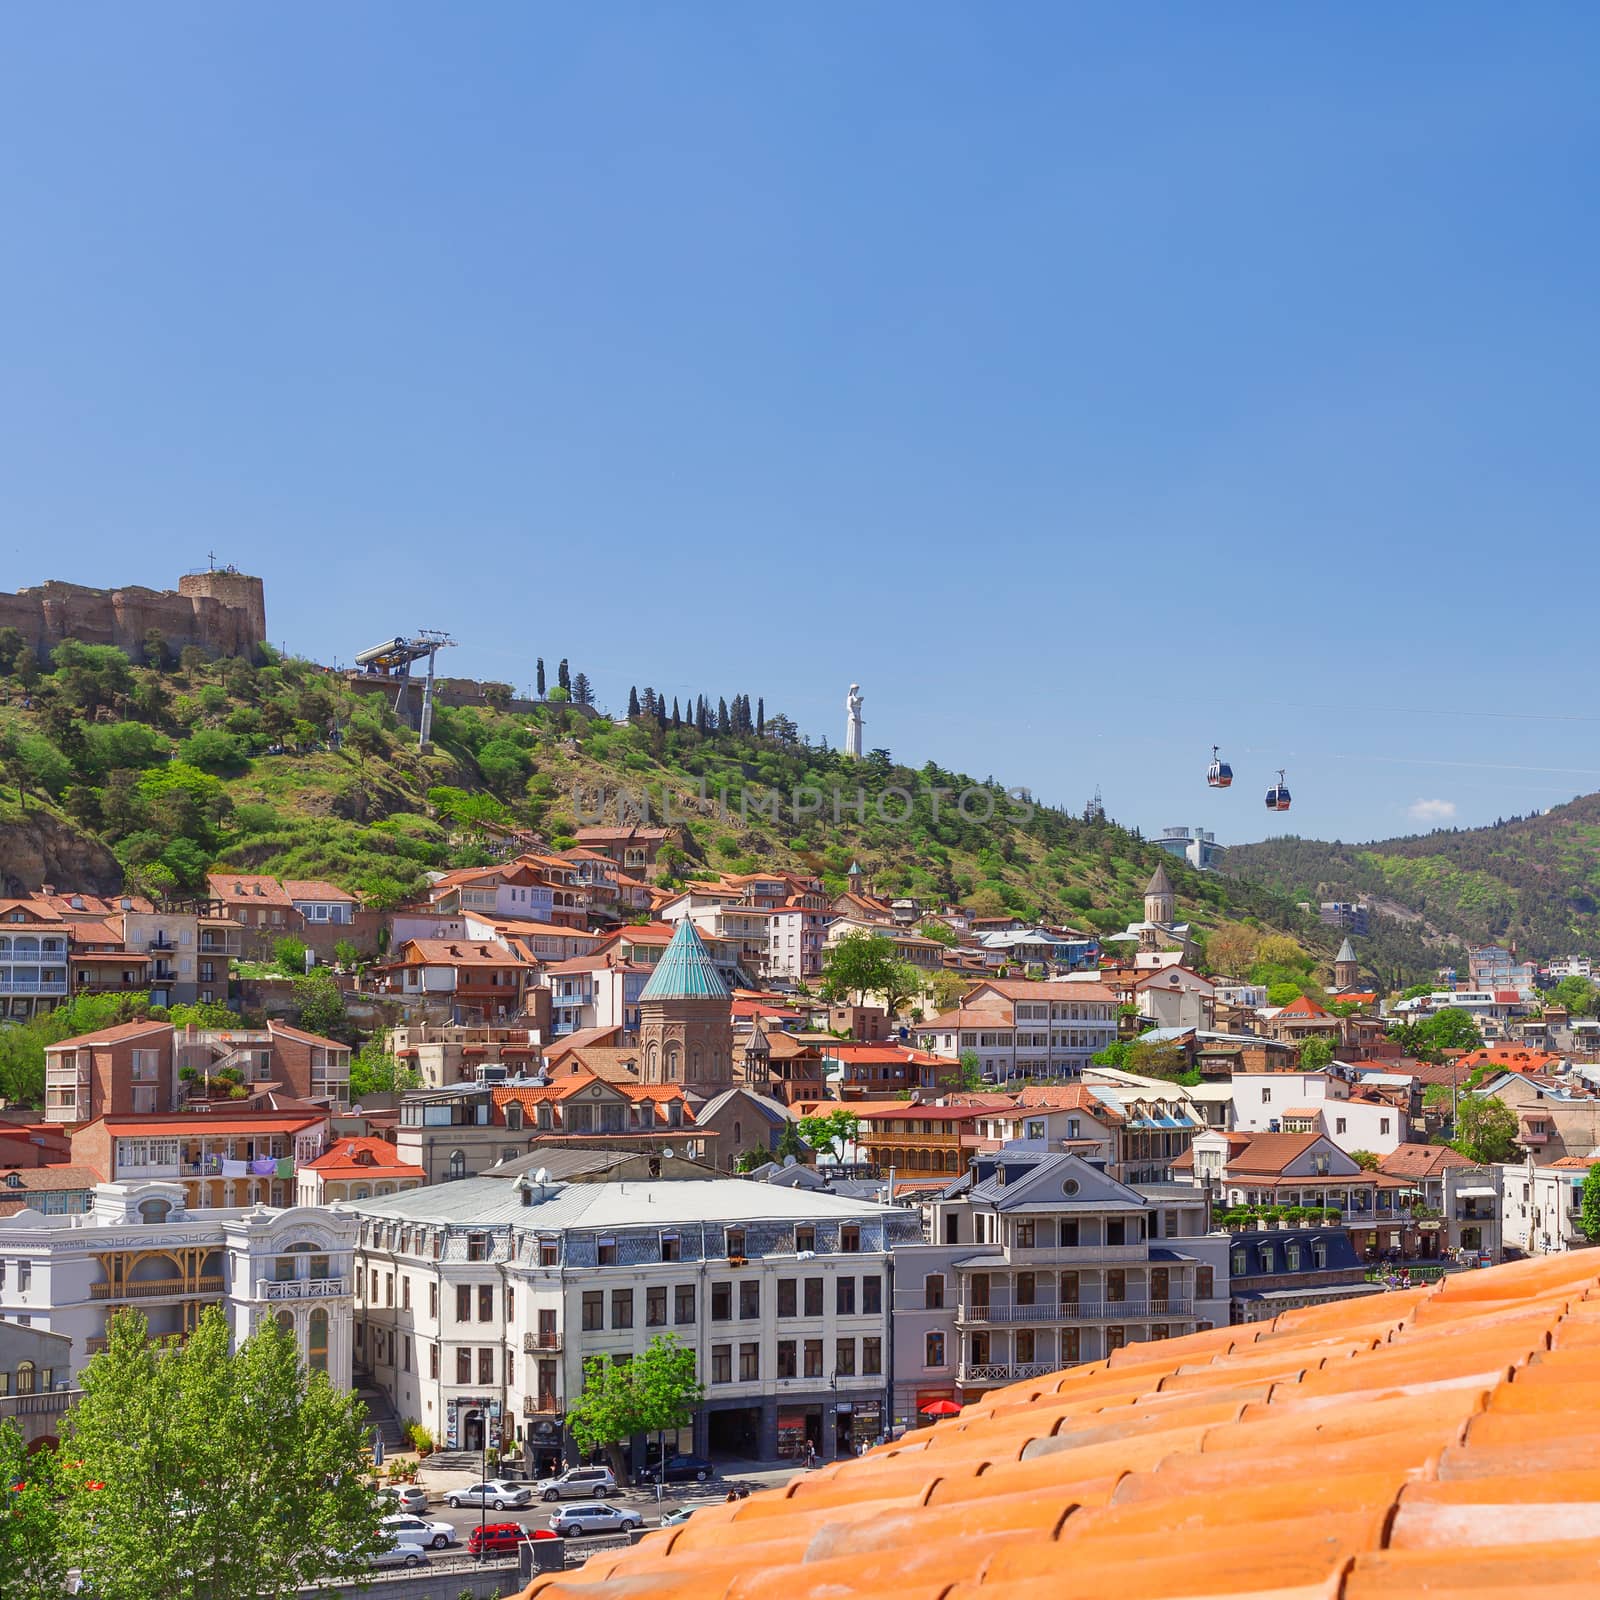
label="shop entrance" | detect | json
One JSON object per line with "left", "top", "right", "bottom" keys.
{"left": 461, "top": 1408, "right": 486, "bottom": 1453}
{"left": 706, "top": 1405, "right": 762, "bottom": 1460}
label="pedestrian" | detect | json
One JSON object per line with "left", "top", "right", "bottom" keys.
{"left": 726, "top": 1489, "right": 738, "bottom": 1503}
{"left": 804, "top": 1440, "right": 816, "bottom": 1469}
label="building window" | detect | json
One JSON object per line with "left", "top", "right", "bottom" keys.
{"left": 467, "top": 1233, "right": 489, "bottom": 1263}
{"left": 863, "top": 1275, "right": 882, "bottom": 1315}
{"left": 804, "top": 1277, "right": 823, "bottom": 1316}
{"left": 456, "top": 1285, "right": 472, "bottom": 1322}
{"left": 660, "top": 1233, "right": 680, "bottom": 1262}
{"left": 646, "top": 1287, "right": 667, "bottom": 1327}
{"left": 863, "top": 1336, "right": 882, "bottom": 1375}
{"left": 726, "top": 1227, "right": 746, "bottom": 1258}
{"left": 479, "top": 1347, "right": 493, "bottom": 1385}
{"left": 429, "top": 1282, "right": 438, "bottom": 1318}
{"left": 840, "top": 1225, "right": 860, "bottom": 1253}
{"left": 712, "top": 1345, "right": 732, "bottom": 1384}
{"left": 1197, "top": 1265, "right": 1214, "bottom": 1299}
{"left": 308, "top": 1310, "right": 329, "bottom": 1374}
{"left": 924, "top": 1332, "right": 946, "bottom": 1368}
{"left": 835, "top": 1338, "right": 856, "bottom": 1377}
{"left": 777, "top": 1278, "right": 797, "bottom": 1318}
{"left": 674, "top": 1285, "right": 695, "bottom": 1325}
{"left": 739, "top": 1343, "right": 760, "bottom": 1381}
{"left": 795, "top": 1225, "right": 815, "bottom": 1253}
{"left": 803, "top": 1339, "right": 823, "bottom": 1379}
{"left": 597, "top": 1237, "right": 617, "bottom": 1266}
{"left": 1015, "top": 1221, "right": 1035, "bottom": 1248}
{"left": 582, "top": 1292, "right": 603, "bottom": 1331}
{"left": 1231, "top": 1248, "right": 1247, "bottom": 1276}
{"left": 711, "top": 1282, "right": 732, "bottom": 1321}
{"left": 448, "top": 1150, "right": 466, "bottom": 1180}
{"left": 1106, "top": 1270, "right": 1126, "bottom": 1303}
{"left": 612, "top": 1289, "right": 634, "bottom": 1329}
{"left": 430, "top": 1344, "right": 439, "bottom": 1379}
{"left": 456, "top": 1348, "right": 472, "bottom": 1384}
{"left": 478, "top": 1284, "right": 493, "bottom": 1321}
{"left": 739, "top": 1281, "right": 760, "bottom": 1320}
{"left": 836, "top": 1278, "right": 856, "bottom": 1315}
{"left": 777, "top": 1339, "right": 797, "bottom": 1378}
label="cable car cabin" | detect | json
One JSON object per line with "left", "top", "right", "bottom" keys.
{"left": 1206, "top": 746, "right": 1233, "bottom": 788}
{"left": 1265, "top": 770, "right": 1292, "bottom": 812}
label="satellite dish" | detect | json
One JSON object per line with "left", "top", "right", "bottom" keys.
{"left": 534, "top": 1167, "right": 551, "bottom": 1186}
{"left": 782, "top": 1154, "right": 797, "bottom": 1168}
{"left": 662, "top": 1147, "right": 675, "bottom": 1159}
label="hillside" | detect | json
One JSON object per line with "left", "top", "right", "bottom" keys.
{"left": 1225, "top": 795, "right": 1600, "bottom": 962}
{"left": 0, "top": 634, "right": 1365, "bottom": 968}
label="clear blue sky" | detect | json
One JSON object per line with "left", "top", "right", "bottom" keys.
{"left": 3, "top": 5, "right": 1597, "bottom": 846}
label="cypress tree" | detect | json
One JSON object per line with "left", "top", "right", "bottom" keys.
{"left": 628, "top": 686, "right": 640, "bottom": 718}
{"left": 757, "top": 697, "right": 764, "bottom": 736}
{"left": 717, "top": 696, "right": 730, "bottom": 734}
{"left": 671, "top": 697, "right": 681, "bottom": 729}
{"left": 536, "top": 658, "right": 546, "bottom": 696}
{"left": 558, "top": 658, "right": 571, "bottom": 691}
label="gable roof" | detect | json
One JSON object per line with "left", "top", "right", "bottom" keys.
{"left": 303, "top": 1137, "right": 425, "bottom": 1178}
{"left": 1277, "top": 993, "right": 1331, "bottom": 1018}
{"left": 1379, "top": 1142, "right": 1476, "bottom": 1180}
{"left": 508, "top": 1253, "right": 1600, "bottom": 1600}
{"left": 637, "top": 918, "right": 732, "bottom": 1003}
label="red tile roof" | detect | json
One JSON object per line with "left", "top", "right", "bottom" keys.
{"left": 1277, "top": 993, "right": 1331, "bottom": 1018}
{"left": 512, "top": 1253, "right": 1600, "bottom": 1600}
{"left": 42, "top": 1019, "right": 171, "bottom": 1052}
{"left": 302, "top": 1137, "right": 424, "bottom": 1178}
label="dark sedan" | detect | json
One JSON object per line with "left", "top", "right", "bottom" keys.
{"left": 657, "top": 1454, "right": 715, "bottom": 1483}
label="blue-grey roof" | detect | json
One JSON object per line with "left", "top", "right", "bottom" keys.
{"left": 638, "top": 919, "right": 732, "bottom": 1003}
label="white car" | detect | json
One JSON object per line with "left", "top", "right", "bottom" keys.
{"left": 536, "top": 1465, "right": 617, "bottom": 1501}
{"left": 370, "top": 1541, "right": 429, "bottom": 1569}
{"left": 446, "top": 1479, "right": 533, "bottom": 1510}
{"left": 549, "top": 1502, "right": 642, "bottom": 1537}
{"left": 380, "top": 1513, "right": 457, "bottom": 1550}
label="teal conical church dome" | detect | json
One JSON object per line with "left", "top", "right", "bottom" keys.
{"left": 638, "top": 918, "right": 732, "bottom": 1002}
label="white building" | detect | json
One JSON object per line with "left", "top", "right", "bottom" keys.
{"left": 910, "top": 980, "right": 1119, "bottom": 1082}
{"left": 1232, "top": 1068, "right": 1406, "bottom": 1155}
{"left": 345, "top": 1173, "right": 920, "bottom": 1471}
{"left": 1499, "top": 1156, "right": 1595, "bottom": 1255}
{"left": 0, "top": 1182, "right": 357, "bottom": 1386}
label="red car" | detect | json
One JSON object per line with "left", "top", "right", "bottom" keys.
{"left": 466, "top": 1522, "right": 554, "bottom": 1556}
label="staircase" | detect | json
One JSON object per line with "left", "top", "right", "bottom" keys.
{"left": 354, "top": 1373, "right": 407, "bottom": 1452}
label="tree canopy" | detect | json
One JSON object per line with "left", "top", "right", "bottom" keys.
{"left": 565, "top": 1334, "right": 704, "bottom": 1482}
{"left": 1451, "top": 1094, "right": 1520, "bottom": 1164}
{"left": 1583, "top": 1164, "right": 1600, "bottom": 1243}
{"left": 820, "top": 930, "right": 922, "bottom": 1017}
{"left": 62, "top": 1306, "right": 383, "bottom": 1600}
{"left": 797, "top": 1108, "right": 862, "bottom": 1162}
{"left": 1392, "top": 1006, "right": 1484, "bottom": 1061}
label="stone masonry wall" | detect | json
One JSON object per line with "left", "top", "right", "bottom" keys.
{"left": 0, "top": 571, "right": 267, "bottom": 663}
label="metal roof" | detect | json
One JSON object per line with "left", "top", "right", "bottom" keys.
{"left": 637, "top": 918, "right": 733, "bottom": 1003}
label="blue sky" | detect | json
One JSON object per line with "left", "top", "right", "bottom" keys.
{"left": 3, "top": 5, "right": 1598, "bottom": 846}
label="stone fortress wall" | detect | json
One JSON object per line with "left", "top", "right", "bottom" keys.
{"left": 0, "top": 569, "right": 267, "bottom": 663}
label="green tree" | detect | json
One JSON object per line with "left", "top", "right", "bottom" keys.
{"left": 565, "top": 1334, "right": 703, "bottom": 1484}
{"left": 820, "top": 930, "right": 922, "bottom": 1017}
{"left": 274, "top": 935, "right": 309, "bottom": 976}
{"left": 774, "top": 1119, "right": 808, "bottom": 1163}
{"left": 1349, "top": 1149, "right": 1380, "bottom": 1171}
{"left": 63, "top": 1306, "right": 384, "bottom": 1600}
{"left": 1581, "top": 1164, "right": 1600, "bottom": 1243}
{"left": 178, "top": 728, "right": 249, "bottom": 773}
{"left": 1394, "top": 1006, "right": 1484, "bottom": 1061}
{"left": 796, "top": 1108, "right": 861, "bottom": 1162}
{"left": 1552, "top": 975, "right": 1600, "bottom": 1017}
{"left": 0, "top": 1416, "right": 64, "bottom": 1600}
{"left": 957, "top": 1049, "right": 984, "bottom": 1091}
{"left": 1299, "top": 1035, "right": 1335, "bottom": 1070}
{"left": 292, "top": 968, "right": 347, "bottom": 1039}
{"left": 917, "top": 920, "right": 958, "bottom": 948}
{"left": 1451, "top": 1094, "right": 1521, "bottom": 1164}
{"left": 349, "top": 1044, "right": 420, "bottom": 1101}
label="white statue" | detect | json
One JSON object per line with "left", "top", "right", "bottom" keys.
{"left": 845, "top": 683, "right": 864, "bottom": 758}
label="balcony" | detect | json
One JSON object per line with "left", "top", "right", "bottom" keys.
{"left": 522, "top": 1397, "right": 561, "bottom": 1417}
{"left": 0, "top": 1389, "right": 75, "bottom": 1420}
{"left": 999, "top": 1244, "right": 1150, "bottom": 1264}
{"left": 959, "top": 1362, "right": 1056, "bottom": 1384}
{"left": 958, "top": 1299, "right": 1194, "bottom": 1325}
{"left": 522, "top": 1330, "right": 563, "bottom": 1353}
{"left": 258, "top": 1277, "right": 346, "bottom": 1300}
{"left": 91, "top": 1275, "right": 224, "bottom": 1301}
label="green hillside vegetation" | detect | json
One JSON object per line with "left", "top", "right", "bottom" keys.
{"left": 0, "top": 630, "right": 1369, "bottom": 970}
{"left": 1226, "top": 797, "right": 1600, "bottom": 962}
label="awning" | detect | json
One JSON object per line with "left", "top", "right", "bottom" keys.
{"left": 1455, "top": 1186, "right": 1497, "bottom": 1199}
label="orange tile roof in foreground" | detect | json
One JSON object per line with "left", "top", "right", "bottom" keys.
{"left": 514, "top": 1252, "right": 1600, "bottom": 1600}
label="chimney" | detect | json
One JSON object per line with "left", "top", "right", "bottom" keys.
{"left": 41, "top": 884, "right": 55, "bottom": 897}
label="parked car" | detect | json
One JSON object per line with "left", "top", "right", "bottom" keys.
{"left": 466, "top": 1521, "right": 530, "bottom": 1556}
{"left": 378, "top": 1486, "right": 429, "bottom": 1516}
{"left": 537, "top": 1465, "right": 617, "bottom": 1502}
{"left": 659, "top": 1506, "right": 698, "bottom": 1528}
{"left": 380, "top": 1513, "right": 456, "bottom": 1550}
{"left": 370, "top": 1541, "right": 429, "bottom": 1570}
{"left": 549, "top": 1503, "right": 642, "bottom": 1538}
{"left": 447, "top": 1479, "right": 533, "bottom": 1510}
{"left": 658, "top": 1454, "right": 714, "bottom": 1484}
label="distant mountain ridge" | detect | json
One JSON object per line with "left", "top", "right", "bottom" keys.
{"left": 1224, "top": 793, "right": 1600, "bottom": 960}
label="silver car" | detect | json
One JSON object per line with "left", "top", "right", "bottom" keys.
{"left": 379, "top": 1485, "right": 429, "bottom": 1516}
{"left": 380, "top": 1513, "right": 456, "bottom": 1550}
{"left": 537, "top": 1465, "right": 617, "bottom": 1501}
{"left": 446, "top": 1479, "right": 533, "bottom": 1511}
{"left": 549, "top": 1502, "right": 642, "bottom": 1538}
{"left": 370, "top": 1541, "right": 429, "bottom": 1570}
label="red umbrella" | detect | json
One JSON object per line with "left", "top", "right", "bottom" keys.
{"left": 920, "top": 1399, "right": 962, "bottom": 1417}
